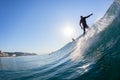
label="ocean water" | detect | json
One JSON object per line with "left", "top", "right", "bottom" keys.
{"left": 0, "top": 0, "right": 120, "bottom": 80}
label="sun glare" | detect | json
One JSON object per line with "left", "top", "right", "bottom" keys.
{"left": 62, "top": 26, "right": 74, "bottom": 38}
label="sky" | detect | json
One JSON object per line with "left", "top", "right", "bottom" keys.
{"left": 0, "top": 0, "right": 113, "bottom": 54}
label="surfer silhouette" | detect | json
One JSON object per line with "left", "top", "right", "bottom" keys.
{"left": 79, "top": 13, "right": 93, "bottom": 35}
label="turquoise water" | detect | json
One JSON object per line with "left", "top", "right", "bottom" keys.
{"left": 0, "top": 0, "right": 120, "bottom": 80}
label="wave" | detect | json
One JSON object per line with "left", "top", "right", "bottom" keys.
{"left": 0, "top": 0, "right": 120, "bottom": 80}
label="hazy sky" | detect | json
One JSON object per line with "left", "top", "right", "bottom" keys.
{"left": 0, "top": 0, "right": 113, "bottom": 54}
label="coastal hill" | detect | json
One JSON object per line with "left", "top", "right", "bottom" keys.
{"left": 0, "top": 50, "right": 37, "bottom": 57}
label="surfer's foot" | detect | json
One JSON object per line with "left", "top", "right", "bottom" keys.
{"left": 83, "top": 33, "right": 85, "bottom": 36}
{"left": 83, "top": 32, "right": 85, "bottom": 35}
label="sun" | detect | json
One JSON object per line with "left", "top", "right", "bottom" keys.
{"left": 62, "top": 26, "right": 74, "bottom": 38}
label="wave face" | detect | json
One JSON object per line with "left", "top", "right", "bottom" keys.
{"left": 0, "top": 0, "right": 120, "bottom": 80}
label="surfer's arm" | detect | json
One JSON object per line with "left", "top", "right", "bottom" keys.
{"left": 79, "top": 21, "right": 83, "bottom": 29}
{"left": 85, "top": 13, "right": 93, "bottom": 18}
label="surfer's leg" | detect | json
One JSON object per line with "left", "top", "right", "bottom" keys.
{"left": 86, "top": 25, "right": 89, "bottom": 28}
{"left": 83, "top": 28, "right": 85, "bottom": 35}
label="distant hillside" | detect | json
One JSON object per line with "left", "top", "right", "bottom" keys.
{"left": 5, "top": 52, "right": 37, "bottom": 56}
{"left": 0, "top": 50, "right": 37, "bottom": 57}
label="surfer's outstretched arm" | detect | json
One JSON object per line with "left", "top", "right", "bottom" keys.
{"left": 85, "top": 13, "right": 93, "bottom": 18}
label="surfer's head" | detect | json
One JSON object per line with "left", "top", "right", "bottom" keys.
{"left": 80, "top": 16, "right": 83, "bottom": 18}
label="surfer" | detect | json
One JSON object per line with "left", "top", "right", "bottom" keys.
{"left": 79, "top": 13, "right": 93, "bottom": 35}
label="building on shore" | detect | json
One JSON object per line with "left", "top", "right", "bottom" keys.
{"left": 0, "top": 50, "right": 9, "bottom": 57}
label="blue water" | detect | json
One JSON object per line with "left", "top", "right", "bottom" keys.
{"left": 0, "top": 0, "right": 120, "bottom": 80}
